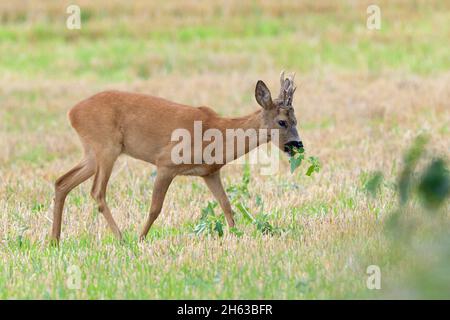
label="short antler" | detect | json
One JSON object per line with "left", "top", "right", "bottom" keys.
{"left": 279, "top": 70, "right": 285, "bottom": 87}
{"left": 278, "top": 71, "right": 297, "bottom": 108}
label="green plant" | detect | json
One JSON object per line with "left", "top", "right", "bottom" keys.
{"left": 397, "top": 134, "right": 429, "bottom": 205}
{"left": 288, "top": 147, "right": 321, "bottom": 176}
{"left": 226, "top": 163, "right": 251, "bottom": 202}
{"left": 306, "top": 156, "right": 321, "bottom": 176}
{"left": 195, "top": 163, "right": 283, "bottom": 237}
{"left": 193, "top": 201, "right": 224, "bottom": 237}
{"left": 235, "top": 202, "right": 282, "bottom": 236}
{"left": 368, "top": 134, "right": 450, "bottom": 298}
{"left": 364, "top": 171, "right": 384, "bottom": 197}
{"left": 417, "top": 158, "right": 450, "bottom": 210}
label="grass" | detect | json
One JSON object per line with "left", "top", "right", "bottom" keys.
{"left": 1, "top": 212, "right": 383, "bottom": 299}
{"left": 0, "top": 0, "right": 449, "bottom": 299}
{"left": 1, "top": 1, "right": 450, "bottom": 80}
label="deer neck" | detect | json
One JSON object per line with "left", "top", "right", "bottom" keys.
{"left": 222, "top": 109, "right": 262, "bottom": 130}
{"left": 218, "top": 109, "right": 269, "bottom": 162}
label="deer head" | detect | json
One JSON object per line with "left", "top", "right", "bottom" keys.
{"left": 255, "top": 71, "right": 303, "bottom": 156}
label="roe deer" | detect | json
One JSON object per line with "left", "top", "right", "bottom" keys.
{"left": 51, "top": 71, "right": 302, "bottom": 243}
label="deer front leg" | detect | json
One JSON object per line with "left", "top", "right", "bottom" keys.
{"left": 203, "top": 171, "right": 235, "bottom": 228}
{"left": 139, "top": 168, "right": 174, "bottom": 241}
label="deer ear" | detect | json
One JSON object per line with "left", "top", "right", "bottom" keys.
{"left": 255, "top": 80, "right": 273, "bottom": 109}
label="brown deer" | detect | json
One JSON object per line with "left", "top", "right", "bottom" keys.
{"left": 51, "top": 72, "right": 302, "bottom": 243}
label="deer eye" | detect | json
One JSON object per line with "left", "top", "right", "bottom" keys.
{"left": 278, "top": 120, "right": 287, "bottom": 128}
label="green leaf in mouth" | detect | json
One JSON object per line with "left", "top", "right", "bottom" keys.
{"left": 288, "top": 147, "right": 305, "bottom": 173}
{"left": 288, "top": 147, "right": 320, "bottom": 176}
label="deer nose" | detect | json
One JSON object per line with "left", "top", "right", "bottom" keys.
{"left": 284, "top": 141, "right": 304, "bottom": 154}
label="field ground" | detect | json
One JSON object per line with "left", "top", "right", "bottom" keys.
{"left": 0, "top": 1, "right": 449, "bottom": 299}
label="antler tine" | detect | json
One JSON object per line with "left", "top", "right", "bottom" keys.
{"left": 279, "top": 70, "right": 285, "bottom": 87}
{"left": 290, "top": 72, "right": 296, "bottom": 83}
{"left": 285, "top": 80, "right": 292, "bottom": 92}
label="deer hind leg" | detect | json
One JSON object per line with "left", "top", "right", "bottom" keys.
{"left": 52, "top": 153, "right": 96, "bottom": 243}
{"left": 139, "top": 168, "right": 174, "bottom": 241}
{"left": 90, "top": 148, "right": 122, "bottom": 240}
{"left": 203, "top": 171, "right": 235, "bottom": 228}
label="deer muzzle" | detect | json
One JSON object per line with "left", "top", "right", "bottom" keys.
{"left": 284, "top": 140, "right": 304, "bottom": 156}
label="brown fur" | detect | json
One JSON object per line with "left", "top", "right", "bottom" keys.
{"left": 51, "top": 74, "right": 300, "bottom": 243}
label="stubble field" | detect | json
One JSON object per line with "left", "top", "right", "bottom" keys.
{"left": 0, "top": 0, "right": 449, "bottom": 299}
